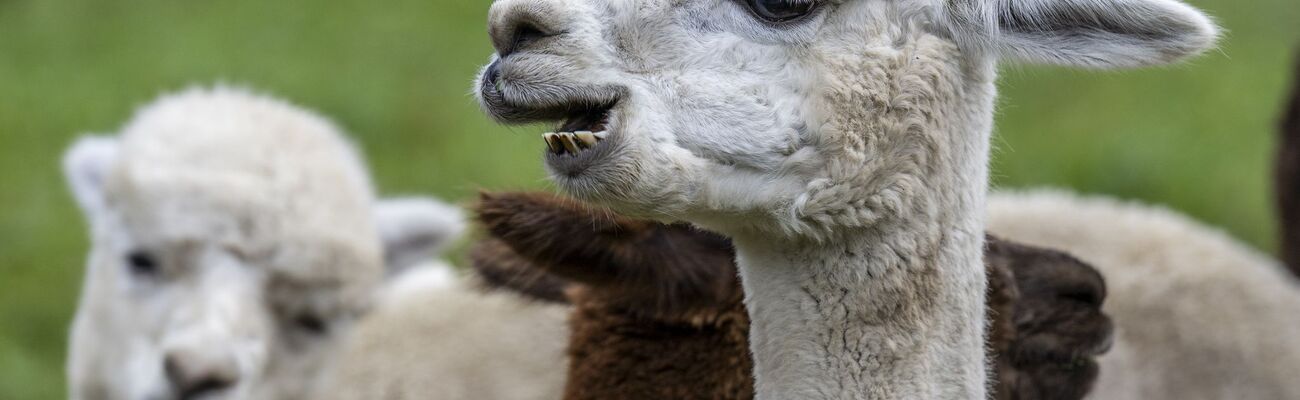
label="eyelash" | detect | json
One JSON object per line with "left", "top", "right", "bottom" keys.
{"left": 736, "top": 0, "right": 822, "bottom": 25}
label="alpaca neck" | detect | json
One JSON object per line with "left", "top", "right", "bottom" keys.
{"left": 733, "top": 215, "right": 988, "bottom": 399}
{"left": 729, "top": 51, "right": 996, "bottom": 398}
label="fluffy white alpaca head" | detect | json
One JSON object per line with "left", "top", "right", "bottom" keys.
{"left": 476, "top": 0, "right": 1217, "bottom": 237}
{"left": 62, "top": 87, "right": 462, "bottom": 400}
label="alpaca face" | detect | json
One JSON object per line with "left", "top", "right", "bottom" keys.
{"left": 476, "top": 0, "right": 1217, "bottom": 236}
{"left": 61, "top": 89, "right": 463, "bottom": 400}
{"left": 66, "top": 177, "right": 375, "bottom": 400}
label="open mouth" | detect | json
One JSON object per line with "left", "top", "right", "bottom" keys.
{"left": 475, "top": 60, "right": 623, "bottom": 163}
{"left": 542, "top": 105, "right": 613, "bottom": 156}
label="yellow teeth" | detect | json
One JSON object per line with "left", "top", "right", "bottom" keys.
{"left": 559, "top": 134, "right": 580, "bottom": 154}
{"left": 543, "top": 133, "right": 562, "bottom": 153}
{"left": 574, "top": 131, "right": 597, "bottom": 147}
{"left": 542, "top": 131, "right": 609, "bottom": 155}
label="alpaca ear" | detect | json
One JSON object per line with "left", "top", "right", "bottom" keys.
{"left": 374, "top": 197, "right": 467, "bottom": 275}
{"left": 948, "top": 0, "right": 1219, "bottom": 68}
{"left": 63, "top": 136, "right": 121, "bottom": 222}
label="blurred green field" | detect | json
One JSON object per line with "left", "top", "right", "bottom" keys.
{"left": 0, "top": 0, "right": 1296, "bottom": 398}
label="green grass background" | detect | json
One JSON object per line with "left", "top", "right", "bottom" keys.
{"left": 1, "top": 0, "right": 1296, "bottom": 398}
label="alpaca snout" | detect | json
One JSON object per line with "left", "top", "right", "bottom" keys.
{"left": 163, "top": 348, "right": 240, "bottom": 400}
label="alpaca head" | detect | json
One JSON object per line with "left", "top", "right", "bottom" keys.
{"left": 477, "top": 0, "right": 1217, "bottom": 236}
{"left": 61, "top": 88, "right": 462, "bottom": 400}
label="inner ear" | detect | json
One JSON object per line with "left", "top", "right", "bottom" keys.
{"left": 63, "top": 135, "right": 121, "bottom": 221}
{"left": 955, "top": 0, "right": 1219, "bottom": 68}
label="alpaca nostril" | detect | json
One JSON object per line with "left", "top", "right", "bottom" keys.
{"left": 487, "top": 0, "right": 566, "bottom": 58}
{"left": 485, "top": 61, "right": 503, "bottom": 90}
{"left": 164, "top": 351, "right": 239, "bottom": 400}
{"left": 510, "top": 23, "right": 547, "bottom": 56}
{"left": 495, "top": 20, "right": 555, "bottom": 58}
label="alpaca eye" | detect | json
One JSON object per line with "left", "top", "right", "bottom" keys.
{"left": 125, "top": 251, "right": 159, "bottom": 277}
{"left": 744, "top": 0, "right": 816, "bottom": 23}
{"left": 293, "top": 313, "right": 329, "bottom": 336}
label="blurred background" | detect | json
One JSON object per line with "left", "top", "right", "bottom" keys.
{"left": 0, "top": 0, "right": 1296, "bottom": 398}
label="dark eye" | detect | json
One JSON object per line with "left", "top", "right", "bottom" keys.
{"left": 293, "top": 313, "right": 329, "bottom": 336}
{"left": 744, "top": 0, "right": 817, "bottom": 23}
{"left": 126, "top": 251, "right": 159, "bottom": 277}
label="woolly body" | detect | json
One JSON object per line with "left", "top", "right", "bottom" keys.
{"left": 317, "top": 264, "right": 569, "bottom": 400}
{"left": 988, "top": 190, "right": 1300, "bottom": 400}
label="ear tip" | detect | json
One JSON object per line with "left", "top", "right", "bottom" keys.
{"left": 1176, "top": 2, "right": 1223, "bottom": 51}
{"left": 62, "top": 135, "right": 121, "bottom": 217}
{"left": 985, "top": 0, "right": 1224, "bottom": 68}
{"left": 1151, "top": 0, "right": 1222, "bottom": 61}
{"left": 63, "top": 135, "right": 119, "bottom": 174}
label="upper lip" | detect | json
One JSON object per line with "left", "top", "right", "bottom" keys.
{"left": 478, "top": 60, "right": 623, "bottom": 125}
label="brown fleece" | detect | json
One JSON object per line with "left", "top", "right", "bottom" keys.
{"left": 1277, "top": 50, "right": 1300, "bottom": 276}
{"left": 986, "top": 236, "right": 1113, "bottom": 400}
{"left": 469, "top": 238, "right": 571, "bottom": 304}
{"left": 472, "top": 192, "right": 1111, "bottom": 400}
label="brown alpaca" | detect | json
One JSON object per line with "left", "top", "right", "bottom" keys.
{"left": 1277, "top": 49, "right": 1300, "bottom": 276}
{"left": 471, "top": 192, "right": 1112, "bottom": 400}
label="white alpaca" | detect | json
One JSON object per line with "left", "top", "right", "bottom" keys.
{"left": 987, "top": 190, "right": 1300, "bottom": 400}
{"left": 63, "top": 87, "right": 462, "bottom": 400}
{"left": 474, "top": 0, "right": 1216, "bottom": 398}
{"left": 315, "top": 269, "right": 570, "bottom": 400}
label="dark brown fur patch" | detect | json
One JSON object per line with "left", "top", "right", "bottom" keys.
{"left": 472, "top": 192, "right": 751, "bottom": 399}
{"left": 470, "top": 192, "right": 1112, "bottom": 400}
{"left": 469, "top": 237, "right": 572, "bottom": 303}
{"left": 475, "top": 192, "right": 741, "bottom": 320}
{"left": 1277, "top": 50, "right": 1300, "bottom": 277}
{"left": 986, "top": 236, "right": 1113, "bottom": 400}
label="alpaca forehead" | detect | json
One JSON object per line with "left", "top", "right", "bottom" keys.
{"left": 102, "top": 163, "right": 383, "bottom": 273}
{"left": 99, "top": 91, "right": 385, "bottom": 277}
{"left": 111, "top": 86, "right": 379, "bottom": 232}
{"left": 590, "top": 0, "right": 925, "bottom": 40}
